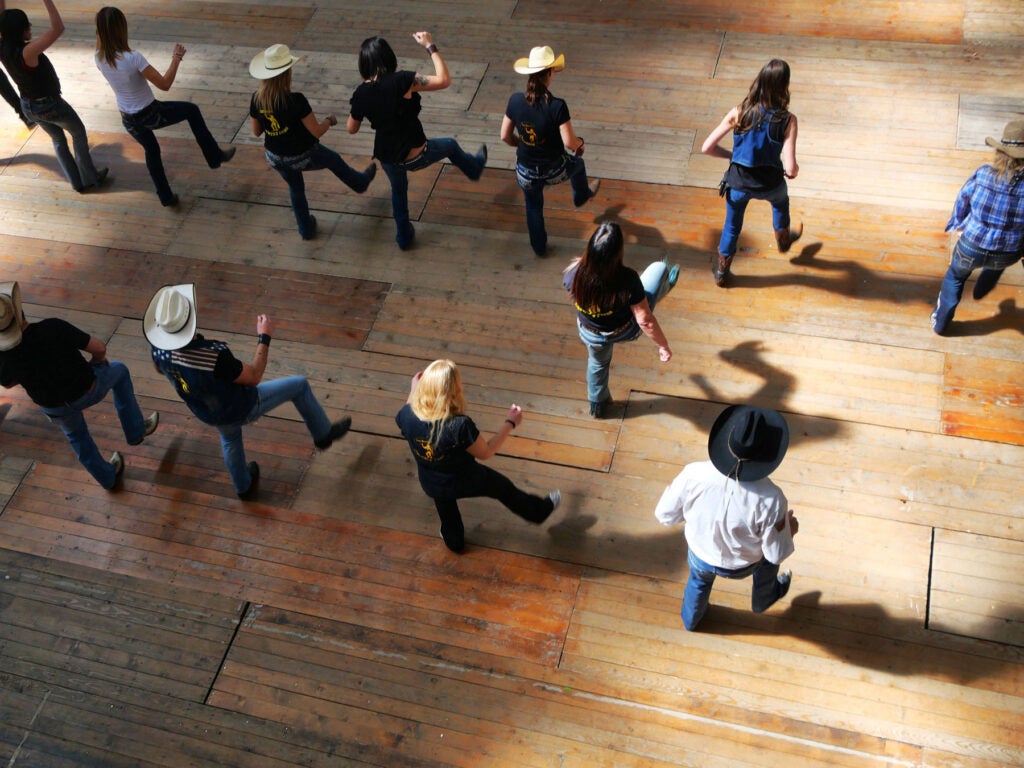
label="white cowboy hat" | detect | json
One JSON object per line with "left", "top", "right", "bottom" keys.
{"left": 144, "top": 284, "right": 197, "bottom": 351}
{"left": 0, "top": 281, "right": 24, "bottom": 351}
{"left": 513, "top": 46, "right": 566, "bottom": 75}
{"left": 249, "top": 43, "right": 305, "bottom": 80}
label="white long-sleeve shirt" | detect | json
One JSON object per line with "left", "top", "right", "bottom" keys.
{"left": 655, "top": 460, "right": 794, "bottom": 569}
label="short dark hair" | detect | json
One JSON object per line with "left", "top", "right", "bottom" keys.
{"left": 358, "top": 36, "right": 397, "bottom": 81}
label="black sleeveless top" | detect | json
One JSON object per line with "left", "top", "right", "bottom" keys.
{"left": 1, "top": 44, "right": 61, "bottom": 99}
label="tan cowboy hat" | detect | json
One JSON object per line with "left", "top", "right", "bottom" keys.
{"left": 0, "top": 281, "right": 24, "bottom": 351}
{"left": 513, "top": 46, "right": 565, "bottom": 75}
{"left": 144, "top": 284, "right": 197, "bottom": 351}
{"left": 249, "top": 43, "right": 305, "bottom": 80}
{"left": 985, "top": 120, "right": 1024, "bottom": 159}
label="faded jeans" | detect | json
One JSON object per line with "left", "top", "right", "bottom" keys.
{"left": 39, "top": 361, "right": 146, "bottom": 489}
{"left": 21, "top": 95, "right": 100, "bottom": 190}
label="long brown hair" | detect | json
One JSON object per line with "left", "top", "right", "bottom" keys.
{"left": 735, "top": 59, "right": 790, "bottom": 134}
{"left": 95, "top": 7, "right": 130, "bottom": 68}
{"left": 566, "top": 222, "right": 635, "bottom": 312}
{"left": 254, "top": 69, "right": 292, "bottom": 112}
{"left": 525, "top": 70, "right": 552, "bottom": 107}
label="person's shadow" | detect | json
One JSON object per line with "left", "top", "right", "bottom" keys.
{"left": 701, "top": 591, "right": 1022, "bottom": 685}
{"left": 626, "top": 339, "right": 842, "bottom": 448}
{"left": 943, "top": 298, "right": 1024, "bottom": 337}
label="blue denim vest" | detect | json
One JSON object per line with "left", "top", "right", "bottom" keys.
{"left": 731, "top": 108, "right": 784, "bottom": 170}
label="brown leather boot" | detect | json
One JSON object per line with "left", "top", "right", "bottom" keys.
{"left": 712, "top": 253, "right": 733, "bottom": 287}
{"left": 775, "top": 221, "right": 803, "bottom": 253}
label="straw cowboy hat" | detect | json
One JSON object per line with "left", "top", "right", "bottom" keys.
{"left": 708, "top": 404, "right": 790, "bottom": 482}
{"left": 513, "top": 46, "right": 565, "bottom": 75}
{"left": 985, "top": 120, "right": 1024, "bottom": 159}
{"left": 249, "top": 43, "right": 305, "bottom": 79}
{"left": 0, "top": 281, "right": 24, "bottom": 351}
{"left": 144, "top": 284, "right": 198, "bottom": 351}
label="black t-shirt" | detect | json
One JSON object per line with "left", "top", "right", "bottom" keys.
{"left": 349, "top": 71, "right": 426, "bottom": 163}
{"left": 0, "top": 318, "right": 94, "bottom": 407}
{"left": 505, "top": 91, "right": 570, "bottom": 168}
{"left": 250, "top": 91, "right": 316, "bottom": 157}
{"left": 563, "top": 264, "right": 645, "bottom": 333}
{"left": 395, "top": 403, "right": 480, "bottom": 496}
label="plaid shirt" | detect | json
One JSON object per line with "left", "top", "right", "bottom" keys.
{"left": 946, "top": 164, "right": 1024, "bottom": 253}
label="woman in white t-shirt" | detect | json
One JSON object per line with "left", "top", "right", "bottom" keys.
{"left": 94, "top": 6, "right": 234, "bottom": 207}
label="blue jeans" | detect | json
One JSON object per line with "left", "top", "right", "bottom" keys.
{"left": 718, "top": 182, "right": 791, "bottom": 257}
{"left": 38, "top": 361, "right": 146, "bottom": 489}
{"left": 381, "top": 138, "right": 484, "bottom": 249}
{"left": 21, "top": 96, "right": 100, "bottom": 190}
{"left": 121, "top": 100, "right": 223, "bottom": 205}
{"left": 932, "top": 236, "right": 1023, "bottom": 333}
{"left": 576, "top": 261, "right": 670, "bottom": 404}
{"left": 517, "top": 154, "right": 592, "bottom": 256}
{"left": 682, "top": 549, "right": 786, "bottom": 631}
{"left": 215, "top": 376, "right": 331, "bottom": 493}
{"left": 268, "top": 143, "right": 372, "bottom": 239}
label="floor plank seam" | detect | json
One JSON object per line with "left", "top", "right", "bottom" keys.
{"left": 204, "top": 600, "right": 253, "bottom": 707}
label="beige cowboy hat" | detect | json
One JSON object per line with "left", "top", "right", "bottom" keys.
{"left": 249, "top": 43, "right": 305, "bottom": 80}
{"left": 985, "top": 120, "right": 1024, "bottom": 159}
{"left": 513, "top": 46, "right": 565, "bottom": 75}
{"left": 0, "top": 281, "right": 24, "bottom": 351}
{"left": 144, "top": 283, "right": 197, "bottom": 351}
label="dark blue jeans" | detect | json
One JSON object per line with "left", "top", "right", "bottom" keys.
{"left": 381, "top": 138, "right": 485, "bottom": 249}
{"left": 121, "top": 99, "right": 223, "bottom": 205}
{"left": 21, "top": 95, "right": 100, "bottom": 190}
{"left": 516, "top": 154, "right": 591, "bottom": 256}
{"left": 267, "top": 143, "right": 373, "bottom": 239}
{"left": 932, "top": 236, "right": 1023, "bottom": 334}
{"left": 718, "top": 182, "right": 791, "bottom": 257}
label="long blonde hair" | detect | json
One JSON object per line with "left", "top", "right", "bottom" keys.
{"left": 410, "top": 359, "right": 466, "bottom": 447}
{"left": 254, "top": 69, "right": 292, "bottom": 112}
{"left": 991, "top": 151, "right": 1024, "bottom": 182}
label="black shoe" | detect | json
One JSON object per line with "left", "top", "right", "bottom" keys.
{"left": 128, "top": 412, "right": 159, "bottom": 446}
{"left": 363, "top": 162, "right": 377, "bottom": 188}
{"left": 315, "top": 416, "right": 352, "bottom": 450}
{"left": 439, "top": 526, "right": 465, "bottom": 554}
{"left": 95, "top": 167, "right": 110, "bottom": 187}
{"left": 589, "top": 400, "right": 607, "bottom": 419}
{"left": 575, "top": 179, "right": 600, "bottom": 207}
{"left": 220, "top": 146, "right": 236, "bottom": 164}
{"left": 162, "top": 194, "right": 180, "bottom": 208}
{"left": 302, "top": 215, "right": 318, "bottom": 240}
{"left": 237, "top": 461, "right": 260, "bottom": 500}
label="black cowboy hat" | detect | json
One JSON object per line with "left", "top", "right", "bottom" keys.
{"left": 708, "top": 404, "right": 789, "bottom": 482}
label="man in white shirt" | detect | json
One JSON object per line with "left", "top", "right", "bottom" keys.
{"left": 655, "top": 404, "right": 798, "bottom": 631}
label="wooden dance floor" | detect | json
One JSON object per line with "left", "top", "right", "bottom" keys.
{"left": 1, "top": 1, "right": 1022, "bottom": 766}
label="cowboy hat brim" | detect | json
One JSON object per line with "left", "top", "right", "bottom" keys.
{"left": 144, "top": 283, "right": 197, "bottom": 351}
{"left": 707, "top": 404, "right": 790, "bottom": 482}
{"left": 513, "top": 52, "right": 565, "bottom": 75}
{"left": 0, "top": 281, "right": 23, "bottom": 351}
{"left": 249, "top": 51, "right": 305, "bottom": 80}
{"left": 985, "top": 136, "right": 1024, "bottom": 159}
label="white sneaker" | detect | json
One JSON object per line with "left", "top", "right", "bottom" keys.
{"left": 548, "top": 489, "right": 561, "bottom": 512}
